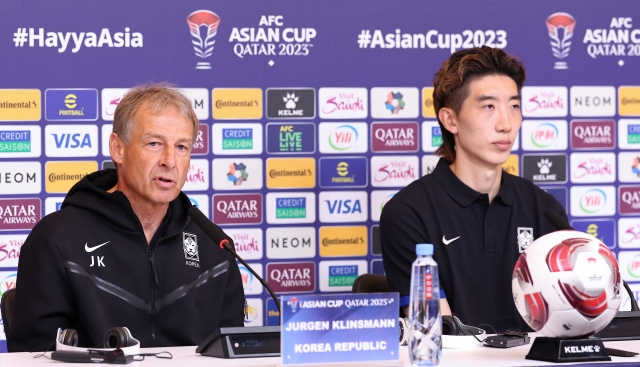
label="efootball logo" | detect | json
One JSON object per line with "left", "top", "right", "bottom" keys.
{"left": 187, "top": 10, "right": 221, "bottom": 70}
{"left": 546, "top": 12, "right": 576, "bottom": 70}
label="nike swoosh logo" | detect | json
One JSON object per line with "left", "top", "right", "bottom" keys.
{"left": 85, "top": 241, "right": 110, "bottom": 252}
{"left": 442, "top": 236, "right": 460, "bottom": 245}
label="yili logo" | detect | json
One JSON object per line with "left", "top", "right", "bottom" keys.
{"left": 628, "top": 254, "right": 640, "bottom": 279}
{"left": 0, "top": 273, "right": 17, "bottom": 296}
{"left": 329, "top": 125, "right": 358, "bottom": 151}
{"left": 329, "top": 265, "right": 358, "bottom": 287}
{"left": 580, "top": 189, "right": 606, "bottom": 214}
{"left": 0, "top": 130, "right": 30, "bottom": 153}
{"left": 531, "top": 123, "right": 558, "bottom": 147}
{"left": 370, "top": 190, "right": 398, "bottom": 222}
{"left": 276, "top": 197, "right": 306, "bottom": 219}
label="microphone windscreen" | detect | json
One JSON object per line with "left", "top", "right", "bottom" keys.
{"left": 544, "top": 209, "right": 573, "bottom": 231}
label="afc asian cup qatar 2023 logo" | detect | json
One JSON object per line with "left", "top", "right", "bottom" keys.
{"left": 546, "top": 12, "right": 576, "bottom": 70}
{"left": 186, "top": 10, "right": 221, "bottom": 70}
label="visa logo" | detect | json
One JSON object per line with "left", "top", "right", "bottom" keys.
{"left": 325, "top": 199, "right": 362, "bottom": 214}
{"left": 53, "top": 133, "right": 92, "bottom": 148}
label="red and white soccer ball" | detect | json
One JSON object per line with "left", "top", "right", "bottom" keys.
{"left": 512, "top": 230, "right": 622, "bottom": 338}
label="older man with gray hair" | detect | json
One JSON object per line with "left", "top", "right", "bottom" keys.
{"left": 9, "top": 84, "right": 245, "bottom": 352}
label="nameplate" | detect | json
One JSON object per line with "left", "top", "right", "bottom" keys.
{"left": 281, "top": 293, "right": 399, "bottom": 365}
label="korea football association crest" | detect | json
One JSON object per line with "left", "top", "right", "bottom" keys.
{"left": 183, "top": 232, "right": 199, "bottom": 262}
{"left": 517, "top": 227, "right": 533, "bottom": 253}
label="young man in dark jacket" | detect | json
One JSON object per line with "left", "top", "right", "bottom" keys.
{"left": 9, "top": 84, "right": 245, "bottom": 352}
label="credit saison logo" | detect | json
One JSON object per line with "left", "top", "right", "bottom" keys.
{"left": 212, "top": 123, "right": 263, "bottom": 155}
{"left": 266, "top": 192, "right": 315, "bottom": 224}
{"left": 0, "top": 198, "right": 41, "bottom": 231}
{"left": 319, "top": 157, "right": 367, "bottom": 188}
{"left": 266, "top": 158, "right": 315, "bottom": 189}
{"left": 619, "top": 86, "right": 640, "bottom": 116}
{"left": 319, "top": 260, "right": 366, "bottom": 291}
{"left": 0, "top": 162, "right": 41, "bottom": 195}
{"left": 12, "top": 27, "right": 143, "bottom": 53}
{"left": 571, "top": 120, "right": 614, "bottom": 149}
{"left": 44, "top": 89, "right": 98, "bottom": 121}
{"left": 266, "top": 123, "right": 315, "bottom": 154}
{"left": 266, "top": 88, "right": 315, "bottom": 119}
{"left": 521, "top": 87, "right": 568, "bottom": 117}
{"left": 0, "top": 126, "right": 41, "bottom": 158}
{"left": 45, "top": 161, "right": 98, "bottom": 193}
{"left": 319, "top": 226, "right": 367, "bottom": 257}
{"left": 318, "top": 88, "right": 368, "bottom": 119}
{"left": 213, "top": 193, "right": 262, "bottom": 225}
{"left": 266, "top": 227, "right": 316, "bottom": 259}
{"left": 431, "top": 126, "right": 442, "bottom": 147}
{"left": 421, "top": 121, "right": 441, "bottom": 152}
{"left": 212, "top": 88, "right": 262, "bottom": 119}
{"left": 267, "top": 262, "right": 315, "bottom": 293}
{"left": 0, "top": 89, "right": 40, "bottom": 121}
{"left": 371, "top": 122, "right": 419, "bottom": 152}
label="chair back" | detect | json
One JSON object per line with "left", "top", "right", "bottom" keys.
{"left": 1, "top": 287, "right": 16, "bottom": 336}
{"left": 351, "top": 274, "right": 389, "bottom": 293}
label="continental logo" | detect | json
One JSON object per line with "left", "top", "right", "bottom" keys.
{"left": 503, "top": 154, "right": 519, "bottom": 176}
{"left": 266, "top": 158, "right": 315, "bottom": 189}
{"left": 45, "top": 161, "right": 97, "bottom": 193}
{"left": 212, "top": 88, "right": 262, "bottom": 119}
{"left": 319, "top": 226, "right": 367, "bottom": 257}
{"left": 422, "top": 87, "right": 435, "bottom": 117}
{"left": 0, "top": 89, "right": 41, "bottom": 121}
{"left": 619, "top": 86, "right": 640, "bottom": 116}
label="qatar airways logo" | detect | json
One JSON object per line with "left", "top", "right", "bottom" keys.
{"left": 521, "top": 87, "right": 568, "bottom": 117}
{"left": 620, "top": 186, "right": 640, "bottom": 214}
{"left": 182, "top": 159, "right": 208, "bottom": 191}
{"left": 0, "top": 198, "right": 41, "bottom": 231}
{"left": 318, "top": 88, "right": 367, "bottom": 119}
{"left": 571, "top": 120, "right": 614, "bottom": 149}
{"left": 371, "top": 122, "right": 418, "bottom": 152}
{"left": 570, "top": 153, "right": 615, "bottom": 184}
{"left": 371, "top": 156, "right": 419, "bottom": 187}
{"left": 267, "top": 262, "right": 315, "bottom": 293}
{"left": 213, "top": 194, "right": 262, "bottom": 225}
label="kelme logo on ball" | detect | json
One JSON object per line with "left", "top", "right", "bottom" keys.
{"left": 531, "top": 123, "right": 559, "bottom": 148}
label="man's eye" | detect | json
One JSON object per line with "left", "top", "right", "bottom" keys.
{"left": 149, "top": 142, "right": 158, "bottom": 147}
{"left": 484, "top": 104, "right": 494, "bottom": 110}
{"left": 511, "top": 104, "right": 521, "bottom": 110}
{"left": 177, "top": 145, "right": 187, "bottom": 151}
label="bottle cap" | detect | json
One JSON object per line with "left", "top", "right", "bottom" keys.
{"left": 416, "top": 244, "right": 433, "bottom": 256}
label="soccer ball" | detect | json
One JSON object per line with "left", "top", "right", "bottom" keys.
{"left": 512, "top": 230, "right": 621, "bottom": 338}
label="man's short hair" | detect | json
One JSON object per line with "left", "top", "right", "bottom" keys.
{"left": 113, "top": 83, "right": 199, "bottom": 145}
{"left": 432, "top": 46, "right": 526, "bottom": 163}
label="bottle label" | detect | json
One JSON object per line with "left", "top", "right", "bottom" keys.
{"left": 424, "top": 273, "right": 433, "bottom": 300}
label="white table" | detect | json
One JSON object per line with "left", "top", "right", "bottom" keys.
{"left": 2, "top": 337, "right": 640, "bottom": 366}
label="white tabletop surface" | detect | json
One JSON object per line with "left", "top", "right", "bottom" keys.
{"left": 2, "top": 336, "right": 640, "bottom": 366}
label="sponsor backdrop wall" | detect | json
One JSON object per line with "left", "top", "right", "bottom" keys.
{"left": 0, "top": 0, "right": 639, "bottom": 351}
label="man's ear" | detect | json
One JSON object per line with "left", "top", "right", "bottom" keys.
{"left": 110, "top": 133, "right": 125, "bottom": 165}
{"left": 438, "top": 107, "right": 458, "bottom": 135}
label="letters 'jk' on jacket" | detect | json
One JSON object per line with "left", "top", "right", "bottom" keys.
{"left": 8, "top": 169, "right": 245, "bottom": 352}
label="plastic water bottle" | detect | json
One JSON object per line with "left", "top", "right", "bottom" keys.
{"left": 408, "top": 244, "right": 442, "bottom": 366}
